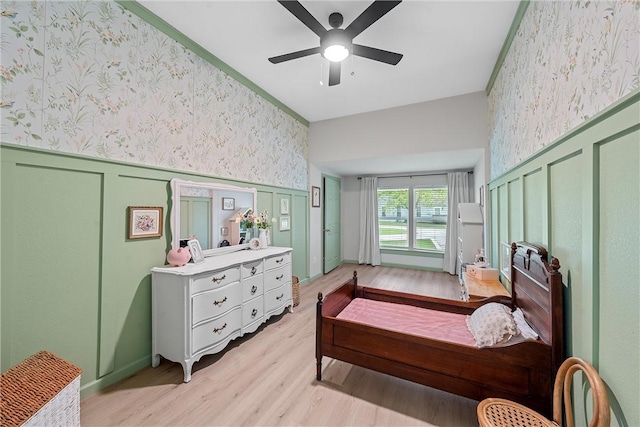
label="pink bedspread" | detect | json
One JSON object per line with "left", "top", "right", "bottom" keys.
{"left": 336, "top": 298, "right": 476, "bottom": 346}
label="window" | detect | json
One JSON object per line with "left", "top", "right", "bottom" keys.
{"left": 378, "top": 186, "right": 448, "bottom": 252}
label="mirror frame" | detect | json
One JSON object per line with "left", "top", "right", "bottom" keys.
{"left": 170, "top": 178, "right": 258, "bottom": 257}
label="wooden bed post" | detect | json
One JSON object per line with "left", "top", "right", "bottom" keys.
{"left": 352, "top": 270, "right": 358, "bottom": 299}
{"left": 316, "top": 292, "right": 323, "bottom": 381}
{"left": 548, "top": 257, "right": 564, "bottom": 374}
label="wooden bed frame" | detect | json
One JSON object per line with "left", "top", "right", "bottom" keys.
{"left": 315, "top": 242, "right": 564, "bottom": 416}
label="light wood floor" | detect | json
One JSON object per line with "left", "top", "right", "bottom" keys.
{"left": 81, "top": 265, "right": 479, "bottom": 426}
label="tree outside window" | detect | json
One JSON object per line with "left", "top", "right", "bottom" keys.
{"left": 378, "top": 187, "right": 448, "bottom": 252}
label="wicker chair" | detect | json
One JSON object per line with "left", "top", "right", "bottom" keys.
{"left": 477, "top": 357, "right": 610, "bottom": 427}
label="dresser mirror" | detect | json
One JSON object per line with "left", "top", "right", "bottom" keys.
{"left": 170, "top": 178, "right": 257, "bottom": 256}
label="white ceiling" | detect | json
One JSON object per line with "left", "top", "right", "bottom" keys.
{"left": 137, "top": 0, "right": 520, "bottom": 175}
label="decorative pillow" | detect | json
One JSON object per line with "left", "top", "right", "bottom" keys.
{"left": 466, "top": 303, "right": 518, "bottom": 348}
{"left": 513, "top": 308, "right": 539, "bottom": 340}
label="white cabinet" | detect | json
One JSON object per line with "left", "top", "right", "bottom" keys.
{"left": 457, "top": 203, "right": 483, "bottom": 274}
{"left": 151, "top": 247, "right": 292, "bottom": 382}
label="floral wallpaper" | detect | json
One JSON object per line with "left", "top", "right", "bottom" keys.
{"left": 488, "top": 0, "right": 640, "bottom": 179}
{"left": 0, "top": 0, "right": 309, "bottom": 190}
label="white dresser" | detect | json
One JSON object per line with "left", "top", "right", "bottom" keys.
{"left": 151, "top": 247, "right": 293, "bottom": 382}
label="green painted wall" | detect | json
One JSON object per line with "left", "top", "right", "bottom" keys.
{"left": 0, "top": 145, "right": 308, "bottom": 396}
{"left": 489, "top": 92, "right": 640, "bottom": 427}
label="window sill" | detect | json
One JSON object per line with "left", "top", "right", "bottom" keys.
{"left": 380, "top": 248, "right": 444, "bottom": 258}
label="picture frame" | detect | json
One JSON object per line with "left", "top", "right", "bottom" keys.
{"left": 222, "top": 197, "right": 235, "bottom": 210}
{"left": 311, "top": 186, "right": 321, "bottom": 208}
{"left": 279, "top": 216, "right": 290, "bottom": 231}
{"left": 187, "top": 239, "right": 205, "bottom": 263}
{"left": 128, "top": 206, "right": 163, "bottom": 239}
{"left": 280, "top": 198, "right": 289, "bottom": 215}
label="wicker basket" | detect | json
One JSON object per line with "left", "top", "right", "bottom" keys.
{"left": 1, "top": 351, "right": 82, "bottom": 427}
{"left": 292, "top": 276, "right": 300, "bottom": 307}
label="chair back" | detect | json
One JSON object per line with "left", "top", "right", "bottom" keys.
{"left": 553, "top": 357, "right": 610, "bottom": 427}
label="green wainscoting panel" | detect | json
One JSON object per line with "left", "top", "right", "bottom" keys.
{"left": 497, "top": 184, "right": 508, "bottom": 247}
{"left": 597, "top": 130, "right": 639, "bottom": 427}
{"left": 488, "top": 92, "right": 640, "bottom": 427}
{"left": 1, "top": 145, "right": 311, "bottom": 397}
{"left": 1, "top": 164, "right": 102, "bottom": 382}
{"left": 548, "top": 150, "right": 589, "bottom": 400}
{"left": 523, "top": 169, "right": 543, "bottom": 244}
{"left": 292, "top": 194, "right": 309, "bottom": 280}
{"left": 507, "top": 178, "right": 522, "bottom": 242}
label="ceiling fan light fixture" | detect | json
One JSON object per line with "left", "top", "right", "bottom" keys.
{"left": 320, "top": 29, "right": 351, "bottom": 63}
{"left": 323, "top": 44, "right": 349, "bottom": 62}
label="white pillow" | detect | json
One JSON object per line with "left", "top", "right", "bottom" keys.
{"left": 513, "top": 308, "right": 539, "bottom": 340}
{"left": 466, "top": 303, "right": 518, "bottom": 348}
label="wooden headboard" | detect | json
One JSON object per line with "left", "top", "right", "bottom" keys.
{"left": 510, "top": 241, "right": 564, "bottom": 372}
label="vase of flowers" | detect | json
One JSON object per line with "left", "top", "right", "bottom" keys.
{"left": 255, "top": 210, "right": 274, "bottom": 248}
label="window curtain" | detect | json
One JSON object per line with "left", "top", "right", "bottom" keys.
{"left": 443, "top": 172, "right": 470, "bottom": 274}
{"left": 358, "top": 177, "right": 381, "bottom": 266}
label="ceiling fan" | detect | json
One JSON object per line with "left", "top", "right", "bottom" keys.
{"left": 268, "top": 0, "right": 403, "bottom": 86}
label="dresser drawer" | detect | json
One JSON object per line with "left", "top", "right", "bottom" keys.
{"left": 264, "top": 253, "right": 291, "bottom": 271}
{"left": 192, "top": 267, "right": 240, "bottom": 294}
{"left": 264, "top": 263, "right": 292, "bottom": 292}
{"left": 192, "top": 282, "right": 242, "bottom": 326}
{"left": 242, "top": 296, "right": 264, "bottom": 326}
{"left": 265, "top": 283, "right": 291, "bottom": 313}
{"left": 242, "top": 275, "right": 263, "bottom": 302}
{"left": 241, "top": 260, "right": 263, "bottom": 279}
{"left": 192, "top": 307, "right": 241, "bottom": 354}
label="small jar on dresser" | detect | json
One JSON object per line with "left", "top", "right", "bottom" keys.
{"left": 151, "top": 247, "right": 293, "bottom": 382}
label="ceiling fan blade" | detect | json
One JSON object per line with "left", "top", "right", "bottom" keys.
{"left": 328, "top": 61, "right": 341, "bottom": 86}
{"left": 277, "top": 1, "right": 327, "bottom": 38}
{"left": 269, "top": 46, "right": 321, "bottom": 64}
{"left": 345, "top": 1, "right": 402, "bottom": 39}
{"left": 352, "top": 44, "right": 403, "bottom": 65}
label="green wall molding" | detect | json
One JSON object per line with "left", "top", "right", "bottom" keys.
{"left": 115, "top": 0, "right": 309, "bottom": 127}
{"left": 489, "top": 89, "right": 640, "bottom": 186}
{"left": 0, "top": 143, "right": 308, "bottom": 195}
{"left": 485, "top": 0, "right": 530, "bottom": 95}
{"left": 1, "top": 143, "right": 310, "bottom": 397}
{"left": 487, "top": 95, "right": 640, "bottom": 427}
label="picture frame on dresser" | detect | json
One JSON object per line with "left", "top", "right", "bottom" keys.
{"left": 187, "top": 239, "right": 204, "bottom": 263}
{"left": 127, "top": 206, "right": 163, "bottom": 239}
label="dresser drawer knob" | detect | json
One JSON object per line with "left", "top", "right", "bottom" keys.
{"left": 213, "top": 323, "right": 227, "bottom": 334}
{"left": 251, "top": 308, "right": 258, "bottom": 318}
{"left": 276, "top": 293, "right": 284, "bottom": 301}
{"left": 276, "top": 258, "right": 283, "bottom": 264}
{"left": 213, "top": 296, "right": 227, "bottom": 306}
{"left": 250, "top": 266, "right": 257, "bottom": 275}
{"left": 276, "top": 274, "right": 284, "bottom": 281}
{"left": 250, "top": 285, "right": 257, "bottom": 295}
{"left": 212, "top": 274, "right": 226, "bottom": 283}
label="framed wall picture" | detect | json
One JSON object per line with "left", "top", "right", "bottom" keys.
{"left": 188, "top": 239, "right": 204, "bottom": 263}
{"left": 128, "top": 206, "right": 163, "bottom": 239}
{"left": 280, "top": 216, "right": 290, "bottom": 231}
{"left": 222, "top": 197, "right": 235, "bottom": 210}
{"left": 280, "top": 198, "right": 289, "bottom": 215}
{"left": 312, "top": 186, "right": 321, "bottom": 208}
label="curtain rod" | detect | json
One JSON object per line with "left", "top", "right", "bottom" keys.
{"left": 357, "top": 170, "right": 473, "bottom": 179}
